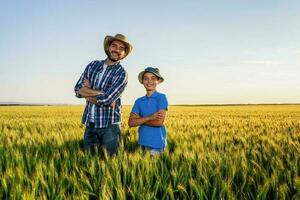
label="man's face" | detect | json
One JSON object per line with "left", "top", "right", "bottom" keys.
{"left": 107, "top": 40, "right": 126, "bottom": 62}
{"left": 142, "top": 72, "right": 160, "bottom": 91}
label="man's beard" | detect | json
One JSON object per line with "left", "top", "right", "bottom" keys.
{"left": 108, "top": 51, "right": 122, "bottom": 62}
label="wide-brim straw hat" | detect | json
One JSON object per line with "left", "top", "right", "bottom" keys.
{"left": 104, "top": 34, "right": 133, "bottom": 58}
{"left": 138, "top": 67, "right": 164, "bottom": 84}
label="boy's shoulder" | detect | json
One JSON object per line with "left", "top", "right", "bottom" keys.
{"left": 155, "top": 91, "right": 166, "bottom": 96}
{"left": 135, "top": 95, "right": 146, "bottom": 102}
{"left": 155, "top": 91, "right": 167, "bottom": 100}
{"left": 134, "top": 96, "right": 145, "bottom": 104}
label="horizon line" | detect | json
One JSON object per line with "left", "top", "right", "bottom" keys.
{"left": 1, "top": 102, "right": 300, "bottom": 107}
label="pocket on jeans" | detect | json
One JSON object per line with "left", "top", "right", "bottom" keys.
{"left": 112, "top": 124, "right": 121, "bottom": 136}
{"left": 102, "top": 124, "right": 120, "bottom": 143}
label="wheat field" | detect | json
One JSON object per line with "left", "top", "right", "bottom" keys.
{"left": 0, "top": 105, "right": 299, "bottom": 199}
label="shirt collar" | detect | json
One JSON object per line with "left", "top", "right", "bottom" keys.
{"left": 142, "top": 91, "right": 158, "bottom": 100}
{"left": 103, "top": 59, "right": 120, "bottom": 69}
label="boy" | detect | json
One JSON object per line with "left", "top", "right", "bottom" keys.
{"left": 128, "top": 67, "right": 168, "bottom": 155}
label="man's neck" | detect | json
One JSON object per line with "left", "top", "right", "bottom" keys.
{"left": 105, "top": 58, "right": 118, "bottom": 66}
{"left": 146, "top": 90, "right": 156, "bottom": 97}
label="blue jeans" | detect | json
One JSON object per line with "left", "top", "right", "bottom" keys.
{"left": 83, "top": 123, "right": 121, "bottom": 156}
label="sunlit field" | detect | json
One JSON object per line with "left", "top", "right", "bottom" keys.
{"left": 0, "top": 105, "right": 299, "bottom": 199}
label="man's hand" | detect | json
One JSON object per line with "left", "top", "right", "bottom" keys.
{"left": 111, "top": 101, "right": 116, "bottom": 109}
{"left": 78, "top": 79, "right": 103, "bottom": 97}
{"left": 86, "top": 97, "right": 116, "bottom": 108}
{"left": 82, "top": 79, "right": 116, "bottom": 108}
{"left": 83, "top": 79, "right": 91, "bottom": 88}
{"left": 86, "top": 97, "right": 98, "bottom": 104}
{"left": 79, "top": 87, "right": 102, "bottom": 97}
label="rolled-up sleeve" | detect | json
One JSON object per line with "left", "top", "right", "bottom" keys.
{"left": 96, "top": 70, "right": 128, "bottom": 106}
{"left": 131, "top": 99, "right": 140, "bottom": 115}
{"left": 74, "top": 61, "right": 94, "bottom": 98}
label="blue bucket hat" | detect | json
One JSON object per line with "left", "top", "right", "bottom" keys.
{"left": 138, "top": 67, "right": 164, "bottom": 84}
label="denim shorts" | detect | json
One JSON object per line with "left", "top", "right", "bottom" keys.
{"left": 141, "top": 146, "right": 164, "bottom": 156}
{"left": 83, "top": 123, "right": 121, "bottom": 156}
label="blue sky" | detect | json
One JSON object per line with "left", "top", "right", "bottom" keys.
{"left": 1, "top": 1, "right": 299, "bottom": 104}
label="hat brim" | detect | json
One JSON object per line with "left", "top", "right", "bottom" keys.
{"left": 104, "top": 36, "right": 133, "bottom": 58}
{"left": 138, "top": 71, "right": 164, "bottom": 84}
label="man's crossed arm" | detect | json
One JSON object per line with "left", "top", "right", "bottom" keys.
{"left": 79, "top": 79, "right": 118, "bottom": 107}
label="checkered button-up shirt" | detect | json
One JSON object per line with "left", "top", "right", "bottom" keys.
{"left": 74, "top": 60, "right": 128, "bottom": 128}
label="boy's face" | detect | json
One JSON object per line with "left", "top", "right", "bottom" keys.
{"left": 142, "top": 72, "right": 160, "bottom": 91}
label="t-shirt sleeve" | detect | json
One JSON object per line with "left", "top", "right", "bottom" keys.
{"left": 158, "top": 94, "right": 168, "bottom": 110}
{"left": 131, "top": 99, "right": 140, "bottom": 115}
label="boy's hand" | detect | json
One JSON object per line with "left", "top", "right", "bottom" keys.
{"left": 149, "top": 111, "right": 164, "bottom": 121}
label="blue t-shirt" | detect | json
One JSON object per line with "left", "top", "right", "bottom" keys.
{"left": 131, "top": 91, "right": 168, "bottom": 149}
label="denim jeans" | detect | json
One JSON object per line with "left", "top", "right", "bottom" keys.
{"left": 83, "top": 123, "right": 121, "bottom": 156}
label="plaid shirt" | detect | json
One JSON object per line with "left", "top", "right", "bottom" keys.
{"left": 74, "top": 60, "right": 128, "bottom": 128}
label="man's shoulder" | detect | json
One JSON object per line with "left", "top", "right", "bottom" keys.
{"left": 86, "top": 60, "right": 103, "bottom": 69}
{"left": 114, "top": 63, "right": 127, "bottom": 74}
{"left": 91, "top": 59, "right": 102, "bottom": 64}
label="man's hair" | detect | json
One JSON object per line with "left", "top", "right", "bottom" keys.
{"left": 109, "top": 40, "right": 127, "bottom": 52}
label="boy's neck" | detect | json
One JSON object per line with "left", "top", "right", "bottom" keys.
{"left": 146, "top": 90, "right": 156, "bottom": 97}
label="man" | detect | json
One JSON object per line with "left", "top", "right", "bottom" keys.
{"left": 74, "top": 33, "right": 133, "bottom": 156}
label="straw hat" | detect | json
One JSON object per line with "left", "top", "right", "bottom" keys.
{"left": 104, "top": 34, "right": 133, "bottom": 58}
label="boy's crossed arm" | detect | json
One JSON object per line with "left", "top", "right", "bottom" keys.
{"left": 128, "top": 110, "right": 166, "bottom": 127}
